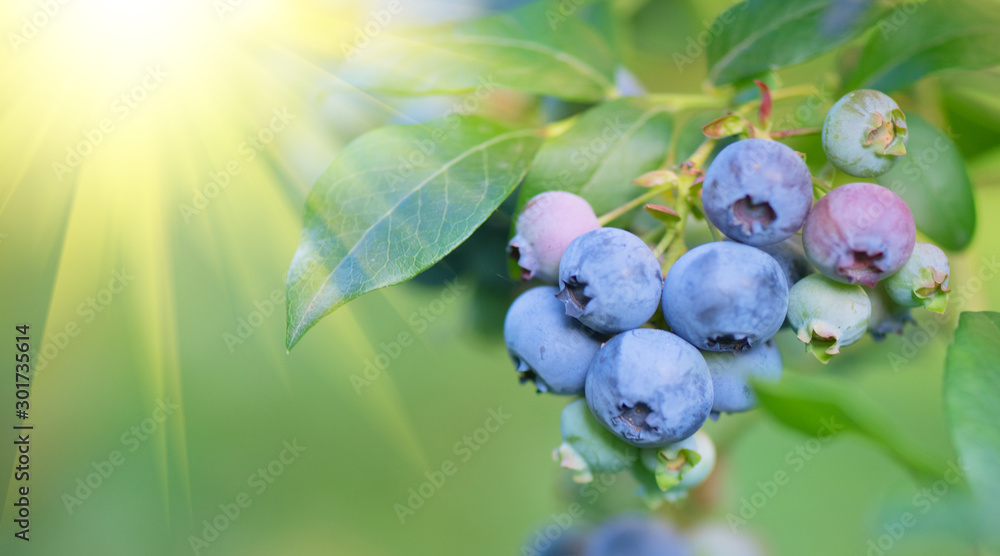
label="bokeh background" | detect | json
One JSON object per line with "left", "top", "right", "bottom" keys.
{"left": 2, "top": 0, "right": 998, "bottom": 554}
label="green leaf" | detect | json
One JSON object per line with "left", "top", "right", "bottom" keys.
{"left": 706, "top": 0, "right": 883, "bottom": 86}
{"left": 755, "top": 373, "right": 940, "bottom": 480}
{"left": 944, "top": 311, "right": 1000, "bottom": 552}
{"left": 844, "top": 0, "right": 1000, "bottom": 92}
{"left": 342, "top": 1, "right": 617, "bottom": 102}
{"left": 876, "top": 114, "right": 976, "bottom": 251}
{"left": 285, "top": 116, "right": 542, "bottom": 349}
{"left": 701, "top": 113, "right": 748, "bottom": 139}
{"left": 517, "top": 98, "right": 673, "bottom": 217}
{"left": 941, "top": 72, "right": 1000, "bottom": 158}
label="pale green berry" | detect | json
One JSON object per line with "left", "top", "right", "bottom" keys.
{"left": 822, "top": 90, "right": 907, "bottom": 178}
{"left": 553, "top": 398, "right": 637, "bottom": 483}
{"left": 788, "top": 274, "right": 871, "bottom": 363}
{"left": 883, "top": 242, "right": 950, "bottom": 313}
{"left": 638, "top": 430, "right": 715, "bottom": 502}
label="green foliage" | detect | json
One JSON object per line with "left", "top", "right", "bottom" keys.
{"left": 876, "top": 114, "right": 976, "bottom": 251}
{"left": 706, "top": 0, "right": 883, "bottom": 86}
{"left": 342, "top": 1, "right": 617, "bottom": 101}
{"left": 844, "top": 0, "right": 1000, "bottom": 92}
{"left": 288, "top": 0, "right": 989, "bottom": 353}
{"left": 945, "top": 311, "right": 1000, "bottom": 552}
{"left": 518, "top": 98, "right": 674, "bottom": 216}
{"left": 755, "top": 373, "right": 940, "bottom": 480}
{"left": 285, "top": 116, "right": 541, "bottom": 349}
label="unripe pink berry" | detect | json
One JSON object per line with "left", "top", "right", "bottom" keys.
{"left": 508, "top": 191, "right": 600, "bottom": 282}
{"left": 803, "top": 183, "right": 915, "bottom": 287}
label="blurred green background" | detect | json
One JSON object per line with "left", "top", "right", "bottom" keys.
{"left": 2, "top": 0, "right": 999, "bottom": 555}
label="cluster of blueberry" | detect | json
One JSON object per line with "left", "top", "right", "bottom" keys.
{"left": 503, "top": 90, "right": 951, "bottom": 504}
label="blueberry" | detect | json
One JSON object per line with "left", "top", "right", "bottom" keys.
{"left": 865, "top": 284, "right": 913, "bottom": 341}
{"left": 689, "top": 525, "right": 766, "bottom": 556}
{"left": 883, "top": 242, "right": 950, "bottom": 313}
{"left": 585, "top": 329, "right": 712, "bottom": 447}
{"left": 822, "top": 89, "right": 907, "bottom": 177}
{"left": 703, "top": 139, "right": 813, "bottom": 246}
{"left": 802, "top": 182, "right": 916, "bottom": 287}
{"left": 554, "top": 399, "right": 638, "bottom": 483}
{"left": 702, "top": 340, "right": 782, "bottom": 413}
{"left": 583, "top": 515, "right": 693, "bottom": 556}
{"left": 661, "top": 242, "right": 788, "bottom": 352}
{"left": 504, "top": 286, "right": 604, "bottom": 394}
{"left": 788, "top": 274, "right": 871, "bottom": 363}
{"left": 757, "top": 235, "right": 813, "bottom": 291}
{"left": 557, "top": 228, "right": 663, "bottom": 334}
{"left": 508, "top": 191, "right": 600, "bottom": 283}
{"left": 639, "top": 430, "right": 716, "bottom": 502}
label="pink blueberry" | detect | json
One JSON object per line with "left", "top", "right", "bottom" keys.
{"left": 508, "top": 191, "right": 600, "bottom": 283}
{"left": 802, "top": 182, "right": 915, "bottom": 287}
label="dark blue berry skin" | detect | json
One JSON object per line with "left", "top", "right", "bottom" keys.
{"left": 758, "top": 236, "right": 813, "bottom": 291}
{"left": 703, "top": 139, "right": 813, "bottom": 246}
{"left": 662, "top": 242, "right": 788, "bottom": 352}
{"left": 703, "top": 340, "right": 782, "bottom": 413}
{"left": 583, "top": 515, "right": 693, "bottom": 556}
{"left": 585, "top": 329, "right": 712, "bottom": 448}
{"left": 557, "top": 228, "right": 663, "bottom": 334}
{"left": 504, "top": 286, "right": 604, "bottom": 395}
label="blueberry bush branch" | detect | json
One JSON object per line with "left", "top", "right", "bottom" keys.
{"left": 285, "top": 0, "right": 998, "bottom": 550}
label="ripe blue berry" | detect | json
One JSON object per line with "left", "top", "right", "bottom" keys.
{"left": 703, "top": 139, "right": 813, "bottom": 246}
{"left": 757, "top": 236, "right": 813, "bottom": 291}
{"left": 508, "top": 191, "right": 600, "bottom": 282}
{"left": 787, "top": 274, "right": 871, "bottom": 363}
{"left": 557, "top": 228, "right": 663, "bottom": 334}
{"left": 883, "top": 242, "right": 950, "bottom": 313}
{"left": 822, "top": 89, "right": 907, "bottom": 177}
{"left": 802, "top": 182, "right": 915, "bottom": 287}
{"left": 554, "top": 398, "right": 638, "bottom": 483}
{"left": 585, "top": 329, "right": 712, "bottom": 448}
{"left": 702, "top": 340, "right": 782, "bottom": 413}
{"left": 583, "top": 515, "right": 693, "bottom": 556}
{"left": 503, "top": 286, "right": 603, "bottom": 394}
{"left": 661, "top": 242, "right": 787, "bottom": 352}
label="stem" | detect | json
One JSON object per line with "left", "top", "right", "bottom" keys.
{"left": 687, "top": 138, "right": 718, "bottom": 169}
{"left": 652, "top": 138, "right": 715, "bottom": 264}
{"left": 654, "top": 223, "right": 680, "bottom": 257}
{"left": 771, "top": 83, "right": 822, "bottom": 103}
{"left": 812, "top": 175, "right": 831, "bottom": 199}
{"left": 771, "top": 126, "right": 822, "bottom": 138}
{"left": 646, "top": 93, "right": 729, "bottom": 112}
{"left": 811, "top": 175, "right": 831, "bottom": 191}
{"left": 738, "top": 83, "right": 821, "bottom": 117}
{"left": 597, "top": 185, "right": 671, "bottom": 226}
